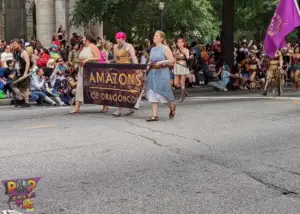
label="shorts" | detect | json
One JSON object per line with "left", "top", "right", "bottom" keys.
{"left": 15, "top": 77, "right": 30, "bottom": 90}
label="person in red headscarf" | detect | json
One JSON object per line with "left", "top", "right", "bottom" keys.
{"left": 173, "top": 38, "right": 190, "bottom": 102}
{"left": 111, "top": 32, "right": 138, "bottom": 117}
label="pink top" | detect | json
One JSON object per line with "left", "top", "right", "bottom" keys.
{"left": 98, "top": 50, "right": 106, "bottom": 63}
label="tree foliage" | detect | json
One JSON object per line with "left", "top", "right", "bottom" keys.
{"left": 71, "top": 0, "right": 218, "bottom": 42}
{"left": 72, "top": 0, "right": 296, "bottom": 43}
{"left": 234, "top": 0, "right": 278, "bottom": 40}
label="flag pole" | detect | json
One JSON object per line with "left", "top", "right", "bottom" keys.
{"left": 294, "top": 0, "right": 300, "bottom": 16}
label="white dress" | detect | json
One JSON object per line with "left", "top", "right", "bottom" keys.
{"left": 75, "top": 45, "right": 94, "bottom": 102}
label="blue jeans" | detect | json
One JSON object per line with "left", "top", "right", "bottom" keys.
{"left": 30, "top": 94, "right": 39, "bottom": 102}
{"left": 30, "top": 91, "right": 47, "bottom": 102}
{"left": 208, "top": 81, "right": 227, "bottom": 90}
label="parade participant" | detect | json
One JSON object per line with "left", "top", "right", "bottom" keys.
{"left": 290, "top": 46, "right": 300, "bottom": 91}
{"left": 12, "top": 39, "right": 31, "bottom": 107}
{"left": 146, "top": 30, "right": 176, "bottom": 122}
{"left": 68, "top": 33, "right": 100, "bottom": 114}
{"left": 261, "top": 49, "right": 283, "bottom": 96}
{"left": 173, "top": 38, "right": 190, "bottom": 103}
{"left": 247, "top": 50, "right": 261, "bottom": 91}
{"left": 111, "top": 32, "right": 138, "bottom": 117}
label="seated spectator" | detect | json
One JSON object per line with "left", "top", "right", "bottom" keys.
{"left": 49, "top": 59, "right": 67, "bottom": 89}
{"left": 30, "top": 68, "right": 58, "bottom": 106}
{"left": 204, "top": 64, "right": 241, "bottom": 92}
{"left": 46, "top": 59, "right": 56, "bottom": 68}
{"left": 219, "top": 64, "right": 242, "bottom": 90}
{"left": 1, "top": 45, "right": 13, "bottom": 67}
{"left": 0, "top": 60, "right": 23, "bottom": 101}
{"left": 49, "top": 44, "right": 61, "bottom": 60}
{"left": 36, "top": 48, "right": 50, "bottom": 68}
{"left": 204, "top": 64, "right": 227, "bottom": 91}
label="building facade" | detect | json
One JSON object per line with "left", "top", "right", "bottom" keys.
{"left": 0, "top": 0, "right": 103, "bottom": 47}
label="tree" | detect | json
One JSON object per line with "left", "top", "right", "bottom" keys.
{"left": 234, "top": 0, "right": 278, "bottom": 40}
{"left": 71, "top": 0, "right": 218, "bottom": 42}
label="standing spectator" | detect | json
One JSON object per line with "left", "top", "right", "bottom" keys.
{"left": 68, "top": 44, "right": 81, "bottom": 68}
{"left": 12, "top": 38, "right": 31, "bottom": 107}
{"left": 70, "top": 33, "right": 79, "bottom": 48}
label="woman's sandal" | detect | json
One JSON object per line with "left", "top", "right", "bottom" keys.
{"left": 124, "top": 110, "right": 135, "bottom": 116}
{"left": 169, "top": 104, "right": 176, "bottom": 119}
{"left": 68, "top": 110, "right": 80, "bottom": 114}
{"left": 146, "top": 116, "right": 159, "bottom": 122}
{"left": 100, "top": 106, "right": 109, "bottom": 113}
{"left": 112, "top": 111, "right": 121, "bottom": 117}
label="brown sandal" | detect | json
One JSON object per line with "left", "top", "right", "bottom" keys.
{"left": 169, "top": 104, "right": 176, "bottom": 119}
{"left": 147, "top": 116, "right": 159, "bottom": 122}
{"left": 100, "top": 106, "right": 109, "bottom": 113}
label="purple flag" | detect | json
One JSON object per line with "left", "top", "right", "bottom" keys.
{"left": 264, "top": 0, "right": 300, "bottom": 57}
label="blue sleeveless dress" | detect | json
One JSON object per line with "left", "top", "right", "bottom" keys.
{"left": 146, "top": 46, "right": 174, "bottom": 103}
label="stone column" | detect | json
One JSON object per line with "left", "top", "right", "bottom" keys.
{"left": 90, "top": 22, "right": 103, "bottom": 39}
{"left": 36, "top": 0, "right": 55, "bottom": 47}
{"left": 0, "top": 0, "right": 4, "bottom": 40}
{"left": 68, "top": 0, "right": 84, "bottom": 40}
{"left": 26, "top": 0, "right": 34, "bottom": 40}
{"left": 55, "top": 0, "right": 66, "bottom": 32}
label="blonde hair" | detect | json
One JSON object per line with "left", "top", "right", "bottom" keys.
{"left": 155, "top": 30, "right": 167, "bottom": 45}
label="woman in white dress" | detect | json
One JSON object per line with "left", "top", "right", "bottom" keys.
{"left": 68, "top": 33, "right": 100, "bottom": 114}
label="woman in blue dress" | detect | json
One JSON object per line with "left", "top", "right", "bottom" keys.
{"left": 146, "top": 31, "right": 176, "bottom": 122}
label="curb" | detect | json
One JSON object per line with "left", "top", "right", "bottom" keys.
{"left": 0, "top": 98, "right": 12, "bottom": 106}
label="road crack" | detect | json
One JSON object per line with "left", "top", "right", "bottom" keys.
{"left": 243, "top": 171, "right": 300, "bottom": 197}
{"left": 120, "top": 119, "right": 212, "bottom": 149}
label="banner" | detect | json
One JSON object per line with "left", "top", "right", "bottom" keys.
{"left": 83, "top": 63, "right": 147, "bottom": 109}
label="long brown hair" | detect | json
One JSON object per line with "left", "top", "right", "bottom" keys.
{"left": 155, "top": 30, "right": 167, "bottom": 45}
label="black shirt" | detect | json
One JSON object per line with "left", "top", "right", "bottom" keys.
{"left": 204, "top": 71, "right": 218, "bottom": 82}
{"left": 14, "top": 49, "right": 27, "bottom": 76}
{"left": 4, "top": 67, "right": 15, "bottom": 79}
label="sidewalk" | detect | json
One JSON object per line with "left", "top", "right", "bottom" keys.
{"left": 0, "top": 84, "right": 296, "bottom": 106}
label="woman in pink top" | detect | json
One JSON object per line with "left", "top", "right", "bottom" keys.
{"left": 98, "top": 45, "right": 107, "bottom": 63}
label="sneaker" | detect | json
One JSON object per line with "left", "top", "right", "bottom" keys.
{"left": 223, "top": 88, "right": 228, "bottom": 92}
{"left": 21, "top": 103, "right": 31, "bottom": 108}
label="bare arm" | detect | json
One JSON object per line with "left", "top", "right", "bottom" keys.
{"left": 160, "top": 45, "right": 175, "bottom": 65}
{"left": 127, "top": 44, "right": 138, "bottom": 64}
{"left": 86, "top": 44, "right": 100, "bottom": 62}
{"left": 279, "top": 55, "right": 283, "bottom": 67}
{"left": 21, "top": 50, "right": 30, "bottom": 76}
{"left": 213, "top": 68, "right": 222, "bottom": 77}
{"left": 256, "top": 58, "right": 261, "bottom": 70}
{"left": 184, "top": 48, "right": 190, "bottom": 59}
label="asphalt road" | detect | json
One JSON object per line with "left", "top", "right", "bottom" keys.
{"left": 1, "top": 91, "right": 300, "bottom": 214}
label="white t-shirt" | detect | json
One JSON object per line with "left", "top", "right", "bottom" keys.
{"left": 1, "top": 52, "right": 13, "bottom": 63}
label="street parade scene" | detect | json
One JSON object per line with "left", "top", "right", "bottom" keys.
{"left": 1, "top": 0, "right": 300, "bottom": 213}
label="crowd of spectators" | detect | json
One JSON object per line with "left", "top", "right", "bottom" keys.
{"left": 0, "top": 27, "right": 297, "bottom": 107}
